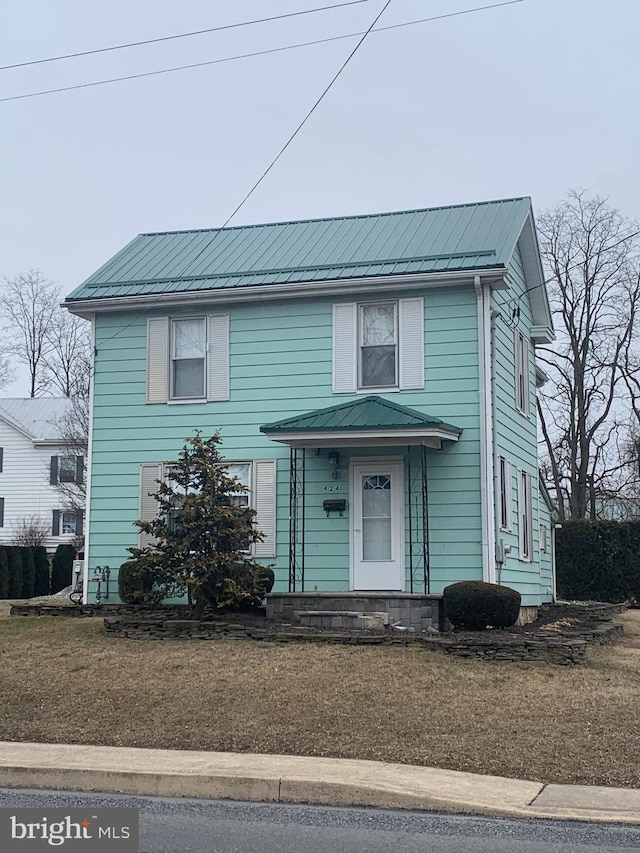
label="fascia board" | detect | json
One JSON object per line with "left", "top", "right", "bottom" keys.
{"left": 263, "top": 427, "right": 460, "bottom": 444}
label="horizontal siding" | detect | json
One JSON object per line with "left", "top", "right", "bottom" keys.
{"left": 0, "top": 421, "right": 78, "bottom": 549}
{"left": 492, "top": 243, "right": 545, "bottom": 604}
{"left": 88, "top": 287, "right": 483, "bottom": 598}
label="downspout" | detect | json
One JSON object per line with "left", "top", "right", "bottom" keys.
{"left": 82, "top": 314, "right": 96, "bottom": 604}
{"left": 474, "top": 277, "right": 496, "bottom": 583}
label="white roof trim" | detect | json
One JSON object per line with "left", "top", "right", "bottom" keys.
{"left": 263, "top": 427, "right": 460, "bottom": 449}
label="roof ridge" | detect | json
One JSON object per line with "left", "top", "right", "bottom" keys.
{"left": 139, "top": 197, "right": 530, "bottom": 238}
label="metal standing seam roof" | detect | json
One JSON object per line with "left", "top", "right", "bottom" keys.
{"left": 66, "top": 197, "right": 533, "bottom": 302}
{"left": 260, "top": 395, "right": 462, "bottom": 436}
{"left": 0, "top": 398, "right": 73, "bottom": 441}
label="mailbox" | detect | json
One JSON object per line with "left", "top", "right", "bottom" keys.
{"left": 323, "top": 498, "right": 346, "bottom": 517}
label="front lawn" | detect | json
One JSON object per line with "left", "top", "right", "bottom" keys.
{"left": 1, "top": 604, "right": 639, "bottom": 787}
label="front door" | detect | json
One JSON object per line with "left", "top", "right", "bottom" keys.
{"left": 351, "top": 461, "right": 404, "bottom": 590}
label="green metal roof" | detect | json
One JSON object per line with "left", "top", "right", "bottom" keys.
{"left": 66, "top": 197, "right": 533, "bottom": 302}
{"left": 261, "top": 395, "right": 462, "bottom": 435}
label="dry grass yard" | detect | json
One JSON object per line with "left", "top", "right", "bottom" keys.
{"left": 1, "top": 603, "right": 640, "bottom": 787}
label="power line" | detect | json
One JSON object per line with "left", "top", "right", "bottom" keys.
{"left": 0, "top": 1, "right": 525, "bottom": 104}
{"left": 223, "top": 0, "right": 392, "bottom": 226}
{"left": 0, "top": 1, "right": 375, "bottom": 72}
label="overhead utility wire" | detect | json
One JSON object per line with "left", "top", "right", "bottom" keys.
{"left": 95, "top": 0, "right": 394, "bottom": 349}
{"left": 222, "top": 0, "right": 392, "bottom": 226}
{"left": 0, "top": 0, "right": 375, "bottom": 71}
{"left": 0, "top": 1, "right": 525, "bottom": 104}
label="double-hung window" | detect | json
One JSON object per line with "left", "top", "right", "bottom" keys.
{"left": 147, "top": 314, "right": 230, "bottom": 404}
{"left": 359, "top": 302, "right": 398, "bottom": 389}
{"left": 227, "top": 463, "right": 251, "bottom": 509}
{"left": 515, "top": 331, "right": 530, "bottom": 416}
{"left": 498, "top": 457, "right": 513, "bottom": 531}
{"left": 333, "top": 298, "right": 424, "bottom": 393}
{"left": 171, "top": 318, "right": 206, "bottom": 399}
{"left": 519, "top": 470, "right": 533, "bottom": 561}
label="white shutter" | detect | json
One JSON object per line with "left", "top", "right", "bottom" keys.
{"left": 146, "top": 318, "right": 169, "bottom": 403}
{"left": 399, "top": 297, "right": 425, "bottom": 389}
{"left": 253, "top": 459, "right": 276, "bottom": 558}
{"left": 517, "top": 470, "right": 524, "bottom": 559}
{"left": 506, "top": 461, "right": 513, "bottom": 532}
{"left": 139, "top": 463, "right": 162, "bottom": 548}
{"left": 332, "top": 303, "right": 357, "bottom": 393}
{"left": 207, "top": 314, "right": 230, "bottom": 401}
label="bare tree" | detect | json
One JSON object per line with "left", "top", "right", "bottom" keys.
{"left": 1, "top": 271, "right": 59, "bottom": 397}
{"left": 11, "top": 515, "right": 50, "bottom": 547}
{"left": 43, "top": 311, "right": 91, "bottom": 397}
{"left": 51, "top": 394, "right": 89, "bottom": 512}
{"left": 537, "top": 190, "right": 640, "bottom": 520}
{"left": 0, "top": 350, "right": 13, "bottom": 390}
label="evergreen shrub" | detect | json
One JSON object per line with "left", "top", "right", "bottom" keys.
{"left": 444, "top": 580, "right": 521, "bottom": 630}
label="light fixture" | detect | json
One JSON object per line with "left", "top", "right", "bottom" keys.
{"left": 328, "top": 451, "right": 340, "bottom": 479}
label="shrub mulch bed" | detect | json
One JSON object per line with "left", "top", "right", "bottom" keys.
{"left": 9, "top": 599, "right": 626, "bottom": 665}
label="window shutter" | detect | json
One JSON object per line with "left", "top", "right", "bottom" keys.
{"left": 0, "top": 447, "right": 3, "bottom": 473}
{"left": 517, "top": 472, "right": 524, "bottom": 558}
{"left": 52, "top": 510, "right": 61, "bottom": 537}
{"left": 253, "top": 459, "right": 276, "bottom": 558}
{"left": 147, "top": 318, "right": 169, "bottom": 403}
{"left": 139, "top": 464, "right": 162, "bottom": 548}
{"left": 399, "top": 297, "right": 425, "bottom": 390}
{"left": 0, "top": 497, "right": 4, "bottom": 528}
{"left": 75, "top": 456, "right": 84, "bottom": 485}
{"left": 207, "top": 314, "right": 230, "bottom": 401}
{"left": 75, "top": 510, "right": 84, "bottom": 537}
{"left": 332, "top": 303, "right": 357, "bottom": 393}
{"left": 505, "top": 461, "right": 513, "bottom": 532}
{"left": 50, "top": 456, "right": 59, "bottom": 485}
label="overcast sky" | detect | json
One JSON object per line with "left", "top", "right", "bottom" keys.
{"left": 1, "top": 0, "right": 638, "bottom": 395}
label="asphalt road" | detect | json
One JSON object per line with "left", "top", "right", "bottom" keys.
{"left": 2, "top": 789, "right": 640, "bottom": 852}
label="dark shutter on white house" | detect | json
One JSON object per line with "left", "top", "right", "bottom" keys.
{"left": 0, "top": 447, "right": 3, "bottom": 473}
{"left": 52, "top": 510, "right": 61, "bottom": 536}
{"left": 50, "top": 456, "right": 59, "bottom": 485}
{"left": 75, "top": 456, "right": 84, "bottom": 485}
{"left": 75, "top": 510, "right": 84, "bottom": 537}
{"left": 0, "top": 497, "right": 4, "bottom": 528}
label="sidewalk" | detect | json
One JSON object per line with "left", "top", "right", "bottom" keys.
{"left": 0, "top": 741, "right": 639, "bottom": 824}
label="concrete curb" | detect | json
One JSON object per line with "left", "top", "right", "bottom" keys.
{"left": 0, "top": 742, "right": 639, "bottom": 824}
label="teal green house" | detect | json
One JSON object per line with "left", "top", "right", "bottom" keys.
{"left": 65, "top": 197, "right": 556, "bottom": 623}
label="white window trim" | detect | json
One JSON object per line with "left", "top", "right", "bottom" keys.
{"left": 358, "top": 301, "right": 399, "bottom": 392}
{"left": 170, "top": 316, "right": 207, "bottom": 402}
{"left": 498, "top": 456, "right": 513, "bottom": 532}
{"left": 540, "top": 523, "right": 547, "bottom": 554}
{"left": 515, "top": 330, "right": 531, "bottom": 417}
{"left": 518, "top": 470, "right": 533, "bottom": 561}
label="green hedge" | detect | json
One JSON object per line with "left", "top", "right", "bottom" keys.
{"left": 51, "top": 544, "right": 75, "bottom": 593}
{"left": 443, "top": 580, "right": 521, "bottom": 630}
{"left": 33, "top": 547, "right": 50, "bottom": 597}
{"left": 0, "top": 546, "right": 8, "bottom": 599}
{"left": 20, "top": 547, "right": 36, "bottom": 599}
{"left": 556, "top": 520, "right": 640, "bottom": 603}
{"left": 6, "top": 548, "right": 23, "bottom": 598}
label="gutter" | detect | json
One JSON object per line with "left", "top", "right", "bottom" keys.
{"left": 474, "top": 276, "right": 496, "bottom": 583}
{"left": 63, "top": 268, "right": 510, "bottom": 318}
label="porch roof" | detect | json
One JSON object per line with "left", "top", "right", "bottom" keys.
{"left": 260, "top": 395, "right": 462, "bottom": 449}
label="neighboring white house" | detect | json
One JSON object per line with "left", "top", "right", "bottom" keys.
{"left": 0, "top": 398, "right": 84, "bottom": 550}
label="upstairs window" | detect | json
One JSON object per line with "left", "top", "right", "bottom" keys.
{"left": 519, "top": 470, "right": 533, "bottom": 561}
{"left": 50, "top": 455, "right": 84, "bottom": 485}
{"left": 359, "top": 302, "right": 397, "bottom": 389}
{"left": 498, "top": 457, "right": 513, "bottom": 531}
{"left": 147, "top": 314, "right": 229, "bottom": 404}
{"left": 333, "top": 298, "right": 424, "bottom": 393}
{"left": 515, "top": 331, "right": 530, "bottom": 416}
{"left": 171, "top": 318, "right": 206, "bottom": 399}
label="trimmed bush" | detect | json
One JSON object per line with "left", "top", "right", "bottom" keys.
{"left": 444, "top": 580, "right": 521, "bottom": 630}
{"left": 556, "top": 520, "right": 640, "bottom": 603}
{"left": 6, "top": 547, "right": 24, "bottom": 598}
{"left": 118, "top": 560, "right": 155, "bottom": 605}
{"left": 20, "top": 547, "right": 36, "bottom": 599}
{"left": 33, "top": 546, "right": 50, "bottom": 597}
{"left": 0, "top": 546, "right": 8, "bottom": 599}
{"left": 258, "top": 567, "right": 275, "bottom": 595}
{"left": 51, "top": 544, "right": 75, "bottom": 593}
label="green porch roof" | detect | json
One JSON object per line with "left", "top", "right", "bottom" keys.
{"left": 261, "top": 395, "right": 462, "bottom": 438}
{"left": 66, "top": 197, "right": 533, "bottom": 302}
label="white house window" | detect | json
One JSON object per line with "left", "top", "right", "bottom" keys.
{"left": 61, "top": 511, "right": 77, "bottom": 535}
{"left": 50, "top": 455, "right": 84, "bottom": 485}
{"left": 519, "top": 471, "right": 533, "bottom": 561}
{"left": 515, "top": 331, "right": 530, "bottom": 416}
{"left": 498, "top": 457, "right": 512, "bottom": 531}
{"left": 59, "top": 457, "right": 76, "bottom": 483}
{"left": 171, "top": 318, "right": 206, "bottom": 399}
{"left": 227, "top": 463, "right": 251, "bottom": 508}
{"left": 540, "top": 523, "right": 548, "bottom": 553}
{"left": 359, "top": 302, "right": 398, "bottom": 389}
